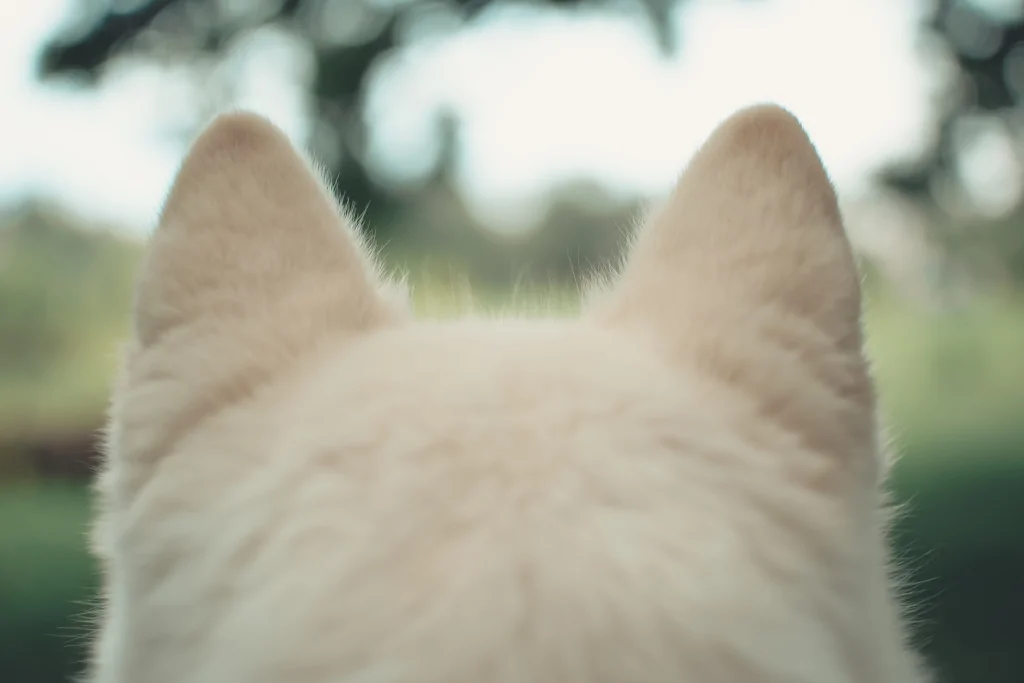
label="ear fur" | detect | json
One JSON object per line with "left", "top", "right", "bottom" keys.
{"left": 595, "top": 104, "right": 875, "bottom": 469}
{"left": 109, "top": 113, "right": 403, "bottom": 473}
{"left": 135, "top": 111, "right": 397, "bottom": 350}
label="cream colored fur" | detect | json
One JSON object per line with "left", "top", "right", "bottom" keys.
{"left": 89, "top": 105, "right": 930, "bottom": 683}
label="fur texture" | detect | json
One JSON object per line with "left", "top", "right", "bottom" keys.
{"left": 89, "top": 105, "right": 930, "bottom": 683}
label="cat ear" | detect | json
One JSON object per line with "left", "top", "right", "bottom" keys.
{"left": 134, "top": 111, "right": 397, "bottom": 350}
{"left": 596, "top": 105, "right": 875, "bottom": 464}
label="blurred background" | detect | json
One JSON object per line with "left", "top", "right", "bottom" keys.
{"left": 1, "top": 0, "right": 1023, "bottom": 681}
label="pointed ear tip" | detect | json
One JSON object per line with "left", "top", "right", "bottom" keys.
{"left": 188, "top": 110, "right": 290, "bottom": 160}
{"left": 160, "top": 110, "right": 305, "bottom": 218}
{"left": 712, "top": 103, "right": 815, "bottom": 150}
{"left": 731, "top": 102, "right": 803, "bottom": 125}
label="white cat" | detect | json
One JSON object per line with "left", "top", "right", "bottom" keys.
{"left": 88, "top": 104, "right": 930, "bottom": 683}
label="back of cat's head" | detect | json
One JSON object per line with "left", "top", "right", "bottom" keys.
{"left": 88, "top": 107, "right": 930, "bottom": 683}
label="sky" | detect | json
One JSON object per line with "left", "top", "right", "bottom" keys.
{"left": 0, "top": 0, "right": 949, "bottom": 235}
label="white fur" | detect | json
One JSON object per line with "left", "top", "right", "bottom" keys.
{"left": 89, "top": 106, "right": 930, "bottom": 683}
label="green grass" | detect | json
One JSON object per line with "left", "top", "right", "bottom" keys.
{"left": 0, "top": 480, "right": 98, "bottom": 683}
{"left": 889, "top": 443, "right": 1024, "bottom": 683}
{"left": 866, "top": 292, "right": 1024, "bottom": 446}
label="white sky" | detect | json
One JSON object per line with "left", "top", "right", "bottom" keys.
{"left": 0, "top": 0, "right": 947, "bottom": 235}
